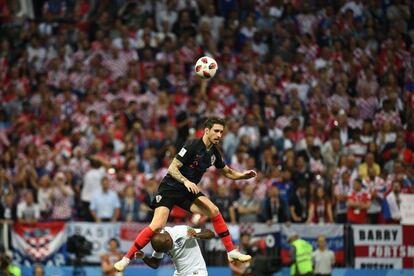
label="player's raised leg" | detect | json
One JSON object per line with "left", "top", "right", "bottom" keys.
{"left": 190, "top": 196, "right": 252, "bottom": 263}
{"left": 114, "top": 206, "right": 170, "bottom": 272}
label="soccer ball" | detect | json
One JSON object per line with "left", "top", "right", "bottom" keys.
{"left": 194, "top": 56, "right": 218, "bottom": 79}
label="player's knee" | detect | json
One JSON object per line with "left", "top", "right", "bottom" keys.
{"left": 149, "top": 223, "right": 163, "bottom": 232}
{"left": 209, "top": 206, "right": 220, "bottom": 218}
{"left": 149, "top": 218, "right": 166, "bottom": 232}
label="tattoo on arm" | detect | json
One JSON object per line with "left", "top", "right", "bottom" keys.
{"left": 168, "top": 158, "right": 189, "bottom": 183}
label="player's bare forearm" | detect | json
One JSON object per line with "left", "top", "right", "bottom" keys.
{"left": 168, "top": 158, "right": 189, "bottom": 183}
{"left": 222, "top": 166, "right": 243, "bottom": 180}
{"left": 221, "top": 165, "right": 256, "bottom": 180}
{"left": 195, "top": 229, "right": 215, "bottom": 240}
{"left": 142, "top": 256, "right": 161, "bottom": 269}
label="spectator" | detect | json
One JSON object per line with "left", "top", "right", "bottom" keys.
{"left": 335, "top": 110, "right": 352, "bottom": 146}
{"left": 211, "top": 185, "right": 236, "bottom": 224}
{"left": 289, "top": 182, "right": 309, "bottom": 223}
{"left": 296, "top": 127, "right": 323, "bottom": 155}
{"left": 358, "top": 152, "right": 380, "bottom": 179}
{"left": 384, "top": 181, "right": 403, "bottom": 224}
{"left": 238, "top": 114, "right": 260, "bottom": 150}
{"left": 338, "top": 155, "right": 358, "bottom": 183}
{"left": 334, "top": 171, "right": 352, "bottom": 223}
{"left": 69, "top": 147, "right": 90, "bottom": 178}
{"left": 138, "top": 148, "right": 157, "bottom": 175}
{"left": 120, "top": 185, "right": 140, "bottom": 222}
{"left": 275, "top": 126, "right": 294, "bottom": 152}
{"left": 321, "top": 138, "right": 342, "bottom": 178}
{"left": 90, "top": 177, "right": 120, "bottom": 222}
{"left": 360, "top": 120, "right": 374, "bottom": 145}
{"left": 138, "top": 177, "right": 157, "bottom": 222}
{"left": 375, "top": 121, "right": 396, "bottom": 153}
{"left": 101, "top": 238, "right": 123, "bottom": 276}
{"left": 347, "top": 178, "right": 371, "bottom": 224}
{"left": 0, "top": 193, "right": 17, "bottom": 222}
{"left": 362, "top": 168, "right": 386, "bottom": 224}
{"left": 383, "top": 136, "right": 414, "bottom": 169}
{"left": 262, "top": 186, "right": 290, "bottom": 224}
{"left": 309, "top": 146, "right": 326, "bottom": 176}
{"left": 307, "top": 186, "right": 333, "bottom": 224}
{"left": 373, "top": 99, "right": 402, "bottom": 130}
{"left": 356, "top": 85, "right": 378, "bottom": 121}
{"left": 234, "top": 183, "right": 261, "bottom": 224}
{"left": 81, "top": 158, "right": 108, "bottom": 221}
{"left": 292, "top": 155, "right": 314, "bottom": 190}
{"left": 407, "top": 166, "right": 414, "bottom": 192}
{"left": 50, "top": 172, "right": 74, "bottom": 221}
{"left": 312, "top": 235, "right": 335, "bottom": 276}
{"left": 17, "top": 191, "right": 40, "bottom": 224}
{"left": 222, "top": 120, "right": 240, "bottom": 163}
{"left": 36, "top": 175, "right": 52, "bottom": 219}
{"left": 347, "top": 106, "right": 363, "bottom": 134}
{"left": 271, "top": 168, "right": 293, "bottom": 204}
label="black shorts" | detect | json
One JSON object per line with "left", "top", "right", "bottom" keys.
{"left": 151, "top": 181, "right": 205, "bottom": 212}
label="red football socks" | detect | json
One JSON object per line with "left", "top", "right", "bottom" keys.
{"left": 211, "top": 213, "right": 235, "bottom": 252}
{"left": 126, "top": 226, "right": 154, "bottom": 259}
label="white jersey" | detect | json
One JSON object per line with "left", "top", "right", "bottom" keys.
{"left": 152, "top": 225, "right": 208, "bottom": 276}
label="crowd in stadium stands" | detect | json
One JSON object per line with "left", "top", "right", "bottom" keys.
{"left": 0, "top": 0, "right": 414, "bottom": 228}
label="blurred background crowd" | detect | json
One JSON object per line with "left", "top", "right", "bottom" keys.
{"left": 0, "top": 0, "right": 414, "bottom": 227}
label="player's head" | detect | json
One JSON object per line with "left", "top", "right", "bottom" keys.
{"left": 151, "top": 231, "right": 173, "bottom": 253}
{"left": 203, "top": 117, "right": 225, "bottom": 145}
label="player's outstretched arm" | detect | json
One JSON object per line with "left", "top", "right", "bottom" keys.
{"left": 168, "top": 158, "right": 200, "bottom": 194}
{"left": 188, "top": 228, "right": 215, "bottom": 240}
{"left": 197, "top": 229, "right": 215, "bottom": 239}
{"left": 221, "top": 165, "right": 257, "bottom": 180}
{"left": 142, "top": 256, "right": 161, "bottom": 269}
{"left": 135, "top": 251, "right": 161, "bottom": 269}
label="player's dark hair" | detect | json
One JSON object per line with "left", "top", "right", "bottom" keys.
{"left": 203, "top": 117, "right": 225, "bottom": 129}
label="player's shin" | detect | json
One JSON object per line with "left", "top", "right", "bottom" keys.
{"left": 211, "top": 212, "right": 235, "bottom": 252}
{"left": 125, "top": 226, "right": 155, "bottom": 259}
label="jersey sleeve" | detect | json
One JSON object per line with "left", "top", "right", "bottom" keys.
{"left": 152, "top": 251, "right": 164, "bottom": 259}
{"left": 213, "top": 148, "right": 225, "bottom": 169}
{"left": 175, "top": 140, "right": 197, "bottom": 165}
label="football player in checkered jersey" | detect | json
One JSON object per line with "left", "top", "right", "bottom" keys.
{"left": 115, "top": 117, "right": 256, "bottom": 271}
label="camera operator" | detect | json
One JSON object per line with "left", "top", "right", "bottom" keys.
{"left": 101, "top": 238, "right": 123, "bottom": 276}
{"left": 229, "top": 233, "right": 255, "bottom": 276}
{"left": 0, "top": 253, "right": 21, "bottom": 276}
{"left": 229, "top": 232, "right": 280, "bottom": 276}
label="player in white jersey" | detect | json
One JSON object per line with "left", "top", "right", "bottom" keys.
{"left": 134, "top": 225, "right": 215, "bottom": 276}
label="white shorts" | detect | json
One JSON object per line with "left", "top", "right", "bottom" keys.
{"left": 173, "top": 269, "right": 208, "bottom": 276}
